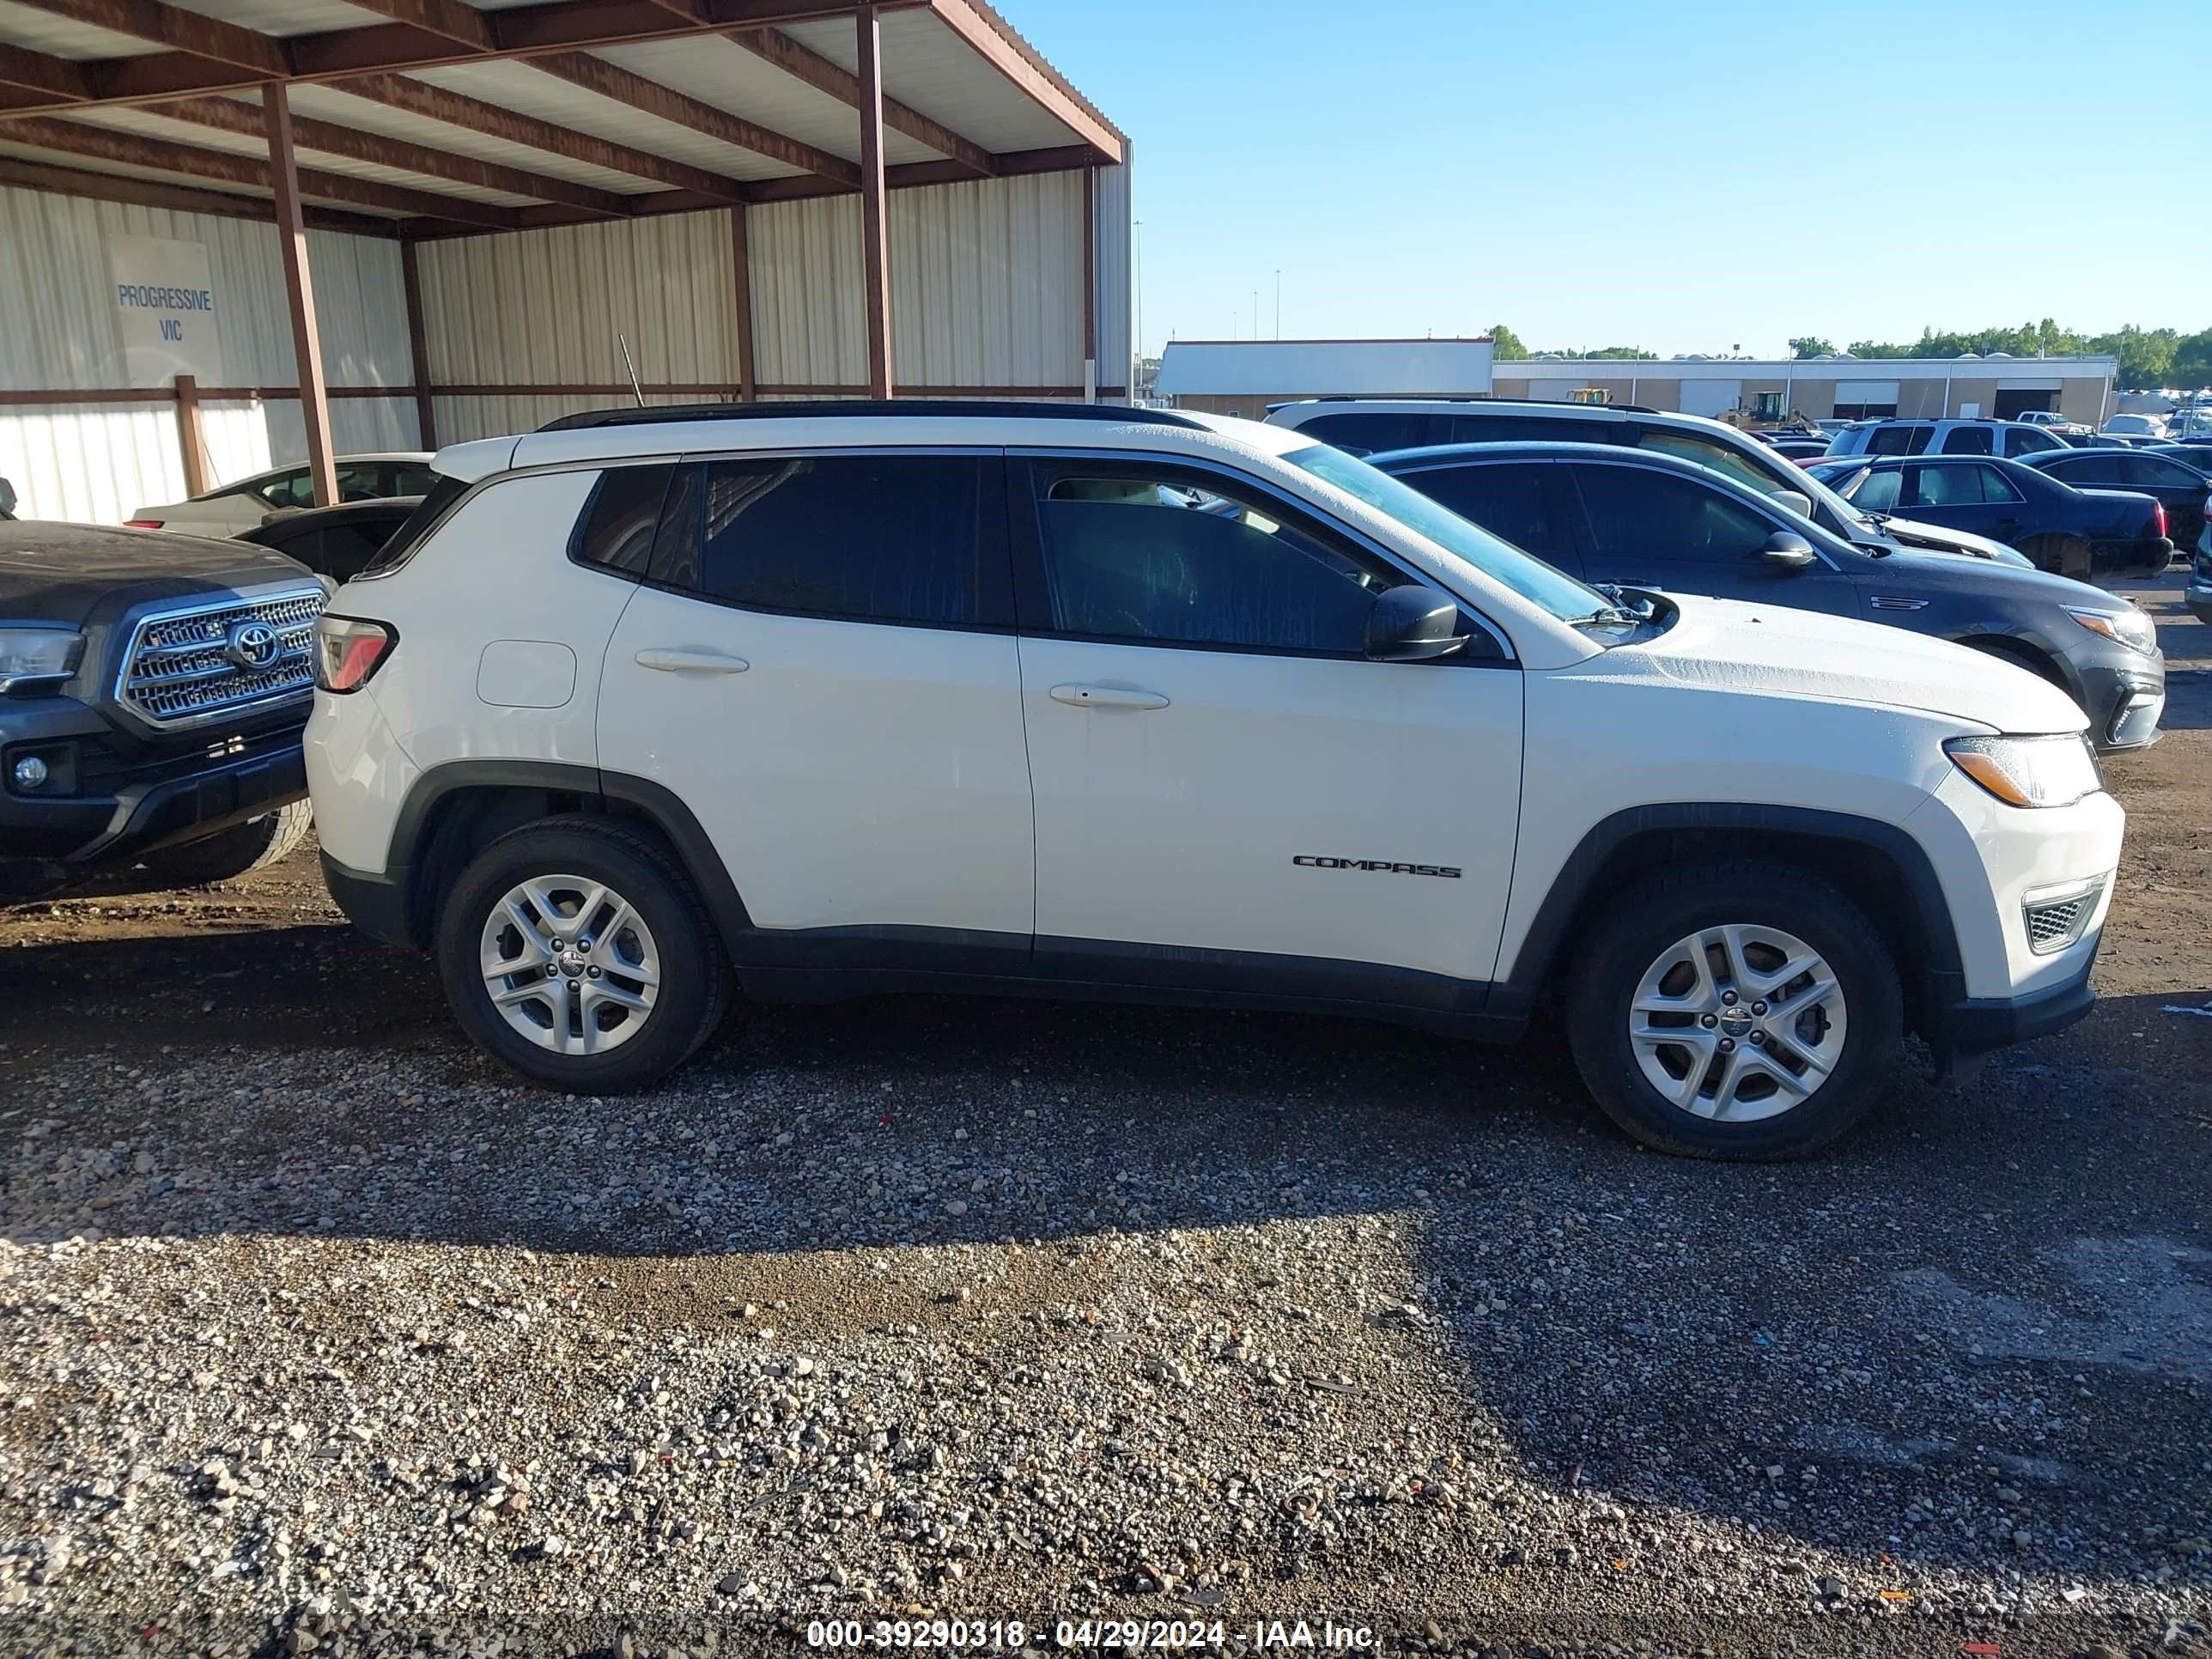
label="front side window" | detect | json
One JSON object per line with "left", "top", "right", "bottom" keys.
{"left": 1571, "top": 465, "right": 1777, "bottom": 563}
{"left": 2007, "top": 427, "right": 2061, "bottom": 454}
{"left": 678, "top": 455, "right": 999, "bottom": 627}
{"left": 1282, "top": 443, "right": 1610, "bottom": 626}
{"left": 1031, "top": 468, "right": 1404, "bottom": 653}
{"left": 2124, "top": 454, "right": 2199, "bottom": 488}
{"left": 1401, "top": 463, "right": 1565, "bottom": 559}
{"left": 1632, "top": 429, "right": 1790, "bottom": 497}
{"left": 1939, "top": 425, "right": 1995, "bottom": 455}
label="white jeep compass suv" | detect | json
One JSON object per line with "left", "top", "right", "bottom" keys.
{"left": 306, "top": 403, "right": 2123, "bottom": 1159}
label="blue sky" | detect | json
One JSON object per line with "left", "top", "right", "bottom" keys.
{"left": 1006, "top": 0, "right": 2211, "bottom": 359}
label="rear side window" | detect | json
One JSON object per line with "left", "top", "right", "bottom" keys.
{"left": 1632, "top": 429, "right": 1786, "bottom": 496}
{"left": 2124, "top": 454, "right": 2200, "bottom": 487}
{"left": 1441, "top": 415, "right": 1617, "bottom": 445}
{"left": 1293, "top": 411, "right": 1438, "bottom": 455}
{"left": 1939, "top": 425, "right": 1995, "bottom": 455}
{"left": 1402, "top": 462, "right": 1568, "bottom": 559}
{"left": 570, "top": 463, "right": 674, "bottom": 577}
{"left": 356, "top": 472, "right": 470, "bottom": 580}
{"left": 1868, "top": 423, "right": 1930, "bottom": 455}
{"left": 1911, "top": 464, "right": 1993, "bottom": 507}
{"left": 666, "top": 455, "right": 1003, "bottom": 627}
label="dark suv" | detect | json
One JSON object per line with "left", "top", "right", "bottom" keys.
{"left": 0, "top": 477, "right": 322, "bottom": 897}
{"left": 1369, "top": 443, "right": 2168, "bottom": 752}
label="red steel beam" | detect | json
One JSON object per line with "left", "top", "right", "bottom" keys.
{"left": 854, "top": 4, "right": 891, "bottom": 398}
{"left": 926, "top": 0, "right": 1121, "bottom": 165}
{"left": 266, "top": 82, "right": 339, "bottom": 508}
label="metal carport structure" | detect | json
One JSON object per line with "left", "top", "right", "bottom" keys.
{"left": 0, "top": 0, "right": 1129, "bottom": 521}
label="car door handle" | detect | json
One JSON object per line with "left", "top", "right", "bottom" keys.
{"left": 1049, "top": 684, "right": 1170, "bottom": 710}
{"left": 634, "top": 648, "right": 750, "bottom": 675}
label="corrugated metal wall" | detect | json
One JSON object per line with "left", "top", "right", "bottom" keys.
{"left": 421, "top": 168, "right": 1125, "bottom": 443}
{"left": 0, "top": 184, "right": 418, "bottom": 523}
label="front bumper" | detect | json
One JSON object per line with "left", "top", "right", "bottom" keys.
{"left": 1929, "top": 942, "right": 2099, "bottom": 1066}
{"left": 0, "top": 697, "right": 307, "bottom": 894}
{"left": 2064, "top": 646, "right": 2166, "bottom": 752}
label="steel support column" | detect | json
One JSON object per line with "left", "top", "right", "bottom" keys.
{"left": 855, "top": 3, "right": 892, "bottom": 399}
{"left": 732, "top": 204, "right": 757, "bottom": 402}
{"left": 264, "top": 81, "right": 337, "bottom": 507}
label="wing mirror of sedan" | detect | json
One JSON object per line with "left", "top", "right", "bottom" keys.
{"left": 1769, "top": 487, "right": 1814, "bottom": 519}
{"left": 1365, "top": 583, "right": 1465, "bottom": 661}
{"left": 1759, "top": 531, "right": 1818, "bottom": 569}
{"left": 0, "top": 477, "right": 15, "bottom": 518}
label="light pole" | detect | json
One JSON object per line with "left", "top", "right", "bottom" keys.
{"left": 1274, "top": 270, "right": 1281, "bottom": 340}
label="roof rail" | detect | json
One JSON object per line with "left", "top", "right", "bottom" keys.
{"left": 1291, "top": 395, "right": 1659, "bottom": 415}
{"left": 536, "top": 399, "right": 1213, "bottom": 434}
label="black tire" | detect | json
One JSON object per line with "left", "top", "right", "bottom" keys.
{"left": 135, "top": 799, "right": 313, "bottom": 887}
{"left": 2020, "top": 532, "right": 2090, "bottom": 580}
{"left": 436, "top": 815, "right": 729, "bottom": 1092}
{"left": 1563, "top": 860, "right": 1904, "bottom": 1160}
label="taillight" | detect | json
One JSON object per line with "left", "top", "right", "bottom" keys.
{"left": 124, "top": 519, "right": 164, "bottom": 529}
{"left": 2154, "top": 501, "right": 2168, "bottom": 539}
{"left": 313, "top": 615, "right": 395, "bottom": 693}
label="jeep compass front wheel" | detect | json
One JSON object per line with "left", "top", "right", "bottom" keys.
{"left": 1564, "top": 861, "right": 1903, "bottom": 1159}
{"left": 437, "top": 817, "right": 728, "bottom": 1091}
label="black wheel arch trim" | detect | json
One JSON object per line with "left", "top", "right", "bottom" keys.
{"left": 1486, "top": 802, "right": 1965, "bottom": 1025}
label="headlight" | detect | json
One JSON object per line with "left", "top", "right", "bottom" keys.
{"left": 2066, "top": 604, "right": 2157, "bottom": 655}
{"left": 0, "top": 628, "right": 84, "bottom": 691}
{"left": 1944, "top": 733, "right": 2103, "bottom": 809}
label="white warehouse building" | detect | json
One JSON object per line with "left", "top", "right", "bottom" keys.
{"left": 0, "top": 0, "right": 1131, "bottom": 525}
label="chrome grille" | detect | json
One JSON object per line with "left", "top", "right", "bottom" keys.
{"left": 115, "top": 589, "right": 324, "bottom": 729}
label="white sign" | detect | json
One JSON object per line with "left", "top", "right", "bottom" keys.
{"left": 106, "top": 234, "right": 225, "bottom": 386}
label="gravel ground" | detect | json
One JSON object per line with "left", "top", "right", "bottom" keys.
{"left": 0, "top": 579, "right": 2206, "bottom": 1659}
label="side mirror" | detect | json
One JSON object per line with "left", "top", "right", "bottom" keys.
{"left": 1769, "top": 487, "right": 1814, "bottom": 519}
{"left": 1759, "top": 530, "right": 1818, "bottom": 569}
{"left": 0, "top": 477, "right": 15, "bottom": 517}
{"left": 1364, "top": 583, "right": 1464, "bottom": 662}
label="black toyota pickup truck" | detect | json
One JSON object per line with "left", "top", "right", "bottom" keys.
{"left": 0, "top": 477, "right": 323, "bottom": 899}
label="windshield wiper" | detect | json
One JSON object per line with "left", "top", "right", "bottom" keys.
{"left": 1572, "top": 583, "right": 1646, "bottom": 628}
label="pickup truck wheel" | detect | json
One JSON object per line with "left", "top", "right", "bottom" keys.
{"left": 1564, "top": 862, "right": 1903, "bottom": 1159}
{"left": 133, "top": 799, "right": 313, "bottom": 888}
{"left": 437, "top": 817, "right": 729, "bottom": 1092}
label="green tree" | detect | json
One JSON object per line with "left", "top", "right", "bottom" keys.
{"left": 1788, "top": 337, "right": 1834, "bottom": 359}
{"left": 2170, "top": 328, "right": 2212, "bottom": 392}
{"left": 2085, "top": 325, "right": 2179, "bottom": 390}
{"left": 1583, "top": 345, "right": 1658, "bottom": 360}
{"left": 1488, "top": 323, "right": 1528, "bottom": 360}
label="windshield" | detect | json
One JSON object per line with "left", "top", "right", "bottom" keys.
{"left": 1283, "top": 443, "right": 1616, "bottom": 625}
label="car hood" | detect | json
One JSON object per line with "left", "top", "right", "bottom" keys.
{"left": 1623, "top": 593, "right": 2086, "bottom": 734}
{"left": 0, "top": 520, "right": 312, "bottom": 623}
{"left": 1875, "top": 514, "right": 2035, "bottom": 568}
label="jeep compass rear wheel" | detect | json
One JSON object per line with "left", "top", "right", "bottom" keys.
{"left": 438, "top": 817, "right": 728, "bottom": 1091}
{"left": 1564, "top": 862, "right": 1902, "bottom": 1159}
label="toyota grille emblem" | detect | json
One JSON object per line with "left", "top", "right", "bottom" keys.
{"left": 224, "top": 619, "right": 282, "bottom": 671}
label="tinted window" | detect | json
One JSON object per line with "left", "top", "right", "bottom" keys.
{"left": 2123, "top": 454, "right": 2202, "bottom": 487}
{"left": 1868, "top": 423, "right": 1930, "bottom": 455}
{"left": 1441, "top": 414, "right": 1616, "bottom": 445}
{"left": 1845, "top": 467, "right": 1903, "bottom": 512}
{"left": 681, "top": 455, "right": 995, "bottom": 626}
{"left": 1913, "top": 464, "right": 1991, "bottom": 506}
{"left": 2054, "top": 453, "right": 2125, "bottom": 485}
{"left": 359, "top": 473, "right": 467, "bottom": 579}
{"left": 1034, "top": 469, "right": 1404, "bottom": 653}
{"left": 1400, "top": 463, "right": 1564, "bottom": 558}
{"left": 570, "top": 463, "right": 673, "bottom": 577}
{"left": 252, "top": 469, "right": 313, "bottom": 509}
{"left": 1572, "top": 465, "right": 1777, "bottom": 563}
{"left": 1939, "top": 425, "right": 1995, "bottom": 455}
{"left": 1634, "top": 429, "right": 1790, "bottom": 496}
{"left": 2008, "top": 427, "right": 2061, "bottom": 454}
{"left": 315, "top": 519, "right": 405, "bottom": 582}
{"left": 1974, "top": 465, "right": 2024, "bottom": 503}
{"left": 1295, "top": 412, "right": 1437, "bottom": 455}
{"left": 386, "top": 464, "right": 439, "bottom": 495}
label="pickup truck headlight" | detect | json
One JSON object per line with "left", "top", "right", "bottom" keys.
{"left": 1944, "top": 733, "right": 2102, "bottom": 809}
{"left": 0, "top": 628, "right": 84, "bottom": 692}
{"left": 2066, "top": 604, "right": 2157, "bottom": 655}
